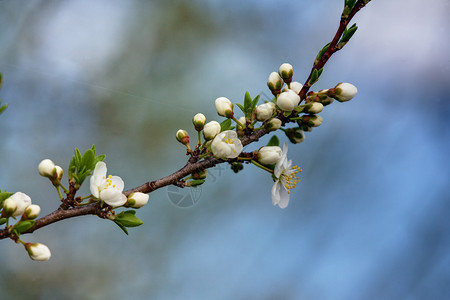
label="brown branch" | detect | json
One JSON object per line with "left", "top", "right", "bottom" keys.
{"left": 0, "top": 1, "right": 371, "bottom": 240}
{"left": 299, "top": 0, "right": 370, "bottom": 101}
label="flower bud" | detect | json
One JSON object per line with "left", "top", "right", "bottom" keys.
{"left": 278, "top": 63, "right": 294, "bottom": 83}
{"left": 285, "top": 128, "right": 305, "bottom": 144}
{"left": 283, "top": 81, "right": 303, "bottom": 94}
{"left": 25, "top": 243, "right": 51, "bottom": 261}
{"left": 255, "top": 102, "right": 276, "bottom": 121}
{"left": 38, "top": 159, "right": 56, "bottom": 177}
{"left": 24, "top": 204, "right": 41, "bottom": 219}
{"left": 203, "top": 121, "right": 221, "bottom": 140}
{"left": 176, "top": 129, "right": 190, "bottom": 146}
{"left": 317, "top": 89, "right": 334, "bottom": 106}
{"left": 236, "top": 116, "right": 246, "bottom": 129}
{"left": 277, "top": 90, "right": 300, "bottom": 112}
{"left": 192, "top": 113, "right": 206, "bottom": 131}
{"left": 333, "top": 82, "right": 357, "bottom": 102}
{"left": 302, "top": 115, "right": 323, "bottom": 127}
{"left": 265, "top": 118, "right": 282, "bottom": 131}
{"left": 2, "top": 197, "right": 17, "bottom": 217}
{"left": 54, "top": 166, "right": 63, "bottom": 181}
{"left": 258, "top": 146, "right": 283, "bottom": 165}
{"left": 267, "top": 72, "right": 283, "bottom": 92}
{"left": 302, "top": 102, "right": 324, "bottom": 114}
{"left": 215, "top": 97, "right": 234, "bottom": 118}
{"left": 126, "top": 192, "right": 149, "bottom": 208}
{"left": 7, "top": 192, "right": 32, "bottom": 217}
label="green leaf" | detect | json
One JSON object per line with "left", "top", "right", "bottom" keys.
{"left": 251, "top": 95, "right": 260, "bottom": 109}
{"left": 114, "top": 210, "right": 144, "bottom": 228}
{"left": 235, "top": 103, "right": 245, "bottom": 114}
{"left": 0, "top": 218, "right": 7, "bottom": 225}
{"left": 341, "top": 23, "right": 358, "bottom": 44}
{"left": 308, "top": 68, "right": 324, "bottom": 85}
{"left": 267, "top": 135, "right": 280, "bottom": 147}
{"left": 114, "top": 221, "right": 129, "bottom": 235}
{"left": 0, "top": 191, "right": 13, "bottom": 207}
{"left": 12, "top": 220, "right": 36, "bottom": 235}
{"left": 244, "top": 91, "right": 252, "bottom": 112}
{"left": 81, "top": 149, "right": 95, "bottom": 170}
{"left": 314, "top": 42, "right": 331, "bottom": 65}
{"left": 220, "top": 118, "right": 232, "bottom": 132}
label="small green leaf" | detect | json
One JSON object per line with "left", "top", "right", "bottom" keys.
{"left": 81, "top": 149, "right": 95, "bottom": 170}
{"left": 0, "top": 191, "right": 13, "bottom": 207}
{"left": 267, "top": 135, "right": 280, "bottom": 147}
{"left": 114, "top": 210, "right": 144, "bottom": 228}
{"left": 308, "top": 68, "right": 324, "bottom": 85}
{"left": 220, "top": 118, "right": 232, "bottom": 132}
{"left": 244, "top": 91, "right": 252, "bottom": 112}
{"left": 236, "top": 103, "right": 245, "bottom": 114}
{"left": 187, "top": 179, "right": 205, "bottom": 187}
{"left": 12, "top": 220, "right": 36, "bottom": 234}
{"left": 314, "top": 42, "right": 331, "bottom": 65}
{"left": 0, "top": 218, "right": 7, "bottom": 225}
{"left": 251, "top": 95, "right": 260, "bottom": 109}
{"left": 114, "top": 221, "right": 129, "bottom": 235}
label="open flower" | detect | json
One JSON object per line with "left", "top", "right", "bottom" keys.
{"left": 271, "top": 143, "right": 302, "bottom": 208}
{"left": 211, "top": 130, "right": 243, "bottom": 159}
{"left": 90, "top": 162, "right": 127, "bottom": 207}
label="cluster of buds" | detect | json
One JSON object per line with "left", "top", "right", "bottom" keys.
{"left": 38, "top": 159, "right": 63, "bottom": 186}
{"left": 1, "top": 191, "right": 50, "bottom": 261}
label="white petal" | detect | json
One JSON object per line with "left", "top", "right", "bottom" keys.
{"left": 101, "top": 189, "right": 127, "bottom": 207}
{"left": 271, "top": 181, "right": 281, "bottom": 206}
{"left": 110, "top": 176, "right": 124, "bottom": 192}
{"left": 277, "top": 187, "right": 290, "bottom": 208}
{"left": 92, "top": 162, "right": 107, "bottom": 186}
{"left": 90, "top": 176, "right": 100, "bottom": 198}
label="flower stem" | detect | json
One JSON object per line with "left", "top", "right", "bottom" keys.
{"left": 232, "top": 117, "right": 244, "bottom": 129}
{"left": 56, "top": 187, "right": 63, "bottom": 201}
{"left": 250, "top": 160, "right": 274, "bottom": 173}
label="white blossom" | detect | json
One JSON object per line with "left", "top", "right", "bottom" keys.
{"left": 334, "top": 82, "right": 357, "bottom": 102}
{"left": 203, "top": 121, "right": 221, "bottom": 140}
{"left": 25, "top": 243, "right": 51, "bottom": 261}
{"left": 267, "top": 72, "right": 283, "bottom": 91}
{"left": 7, "top": 192, "right": 32, "bottom": 217}
{"left": 24, "top": 204, "right": 41, "bottom": 219}
{"left": 215, "top": 97, "right": 234, "bottom": 118}
{"left": 271, "top": 143, "right": 302, "bottom": 208}
{"left": 193, "top": 113, "right": 206, "bottom": 131}
{"left": 90, "top": 162, "right": 127, "bottom": 207}
{"left": 278, "top": 63, "right": 293, "bottom": 81}
{"left": 127, "top": 192, "right": 149, "bottom": 208}
{"left": 266, "top": 118, "right": 282, "bottom": 131}
{"left": 255, "top": 102, "right": 276, "bottom": 121}
{"left": 38, "top": 159, "right": 56, "bottom": 177}
{"left": 211, "top": 130, "right": 243, "bottom": 159}
{"left": 283, "top": 81, "right": 303, "bottom": 94}
{"left": 258, "top": 146, "right": 282, "bottom": 165}
{"left": 277, "top": 90, "right": 300, "bottom": 111}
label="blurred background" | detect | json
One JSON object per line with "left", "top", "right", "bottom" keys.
{"left": 0, "top": 0, "right": 449, "bottom": 299}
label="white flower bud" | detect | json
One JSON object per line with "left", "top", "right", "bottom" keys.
{"left": 266, "top": 118, "right": 282, "bottom": 131}
{"left": 278, "top": 63, "right": 294, "bottom": 82}
{"left": 7, "top": 192, "right": 32, "bottom": 217}
{"left": 176, "top": 129, "right": 190, "bottom": 145}
{"left": 277, "top": 90, "right": 300, "bottom": 111}
{"left": 258, "top": 146, "right": 283, "bottom": 165}
{"left": 237, "top": 116, "right": 246, "bottom": 129}
{"left": 255, "top": 102, "right": 276, "bottom": 121}
{"left": 25, "top": 243, "right": 51, "bottom": 261}
{"left": 192, "top": 113, "right": 206, "bottom": 131}
{"left": 203, "top": 121, "right": 221, "bottom": 140}
{"left": 24, "top": 204, "right": 41, "bottom": 219}
{"left": 334, "top": 82, "right": 357, "bottom": 102}
{"left": 38, "top": 159, "right": 56, "bottom": 177}
{"left": 283, "top": 81, "right": 303, "bottom": 94}
{"left": 127, "top": 192, "right": 149, "bottom": 208}
{"left": 267, "top": 72, "right": 283, "bottom": 91}
{"left": 2, "top": 197, "right": 17, "bottom": 216}
{"left": 317, "top": 89, "right": 334, "bottom": 106}
{"left": 303, "top": 102, "right": 324, "bottom": 114}
{"left": 211, "top": 130, "right": 243, "bottom": 159}
{"left": 215, "top": 97, "right": 234, "bottom": 118}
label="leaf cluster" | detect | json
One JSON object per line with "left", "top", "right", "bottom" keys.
{"left": 68, "top": 145, "right": 105, "bottom": 188}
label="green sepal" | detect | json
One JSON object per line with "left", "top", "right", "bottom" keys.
{"left": 0, "top": 191, "right": 13, "bottom": 208}
{"left": 267, "top": 135, "right": 280, "bottom": 147}
{"left": 12, "top": 220, "right": 36, "bottom": 235}
{"left": 220, "top": 118, "right": 233, "bottom": 132}
{"left": 0, "top": 218, "right": 6, "bottom": 225}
